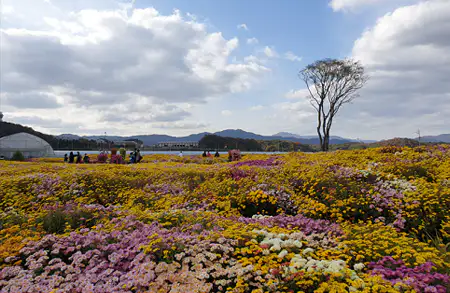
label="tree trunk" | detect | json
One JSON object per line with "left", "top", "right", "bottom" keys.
{"left": 323, "top": 120, "right": 332, "bottom": 152}
{"left": 323, "top": 135, "right": 330, "bottom": 152}
{"left": 317, "top": 127, "right": 324, "bottom": 151}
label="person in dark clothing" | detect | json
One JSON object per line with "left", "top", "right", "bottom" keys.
{"left": 64, "top": 154, "right": 68, "bottom": 163}
{"left": 69, "top": 152, "right": 75, "bottom": 163}
{"left": 136, "top": 149, "right": 142, "bottom": 163}
{"left": 214, "top": 151, "right": 220, "bottom": 158}
{"left": 83, "top": 154, "right": 90, "bottom": 164}
{"left": 202, "top": 151, "right": 207, "bottom": 157}
{"left": 130, "top": 152, "right": 135, "bottom": 164}
{"left": 76, "top": 152, "right": 82, "bottom": 164}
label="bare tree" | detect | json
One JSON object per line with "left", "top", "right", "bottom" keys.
{"left": 300, "top": 59, "right": 368, "bottom": 151}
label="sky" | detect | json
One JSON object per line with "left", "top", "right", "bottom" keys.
{"left": 1, "top": 0, "right": 449, "bottom": 140}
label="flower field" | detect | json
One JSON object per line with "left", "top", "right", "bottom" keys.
{"left": 0, "top": 146, "right": 449, "bottom": 293}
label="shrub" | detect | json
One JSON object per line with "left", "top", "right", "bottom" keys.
{"left": 119, "top": 148, "right": 126, "bottom": 160}
{"left": 42, "top": 210, "right": 66, "bottom": 234}
{"left": 228, "top": 149, "right": 241, "bottom": 161}
{"left": 11, "top": 151, "right": 25, "bottom": 161}
{"left": 97, "top": 152, "right": 108, "bottom": 163}
{"left": 110, "top": 154, "right": 124, "bottom": 164}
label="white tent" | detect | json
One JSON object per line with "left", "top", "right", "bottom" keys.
{"left": 0, "top": 132, "right": 55, "bottom": 159}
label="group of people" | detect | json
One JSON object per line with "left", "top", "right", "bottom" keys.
{"left": 129, "top": 149, "right": 143, "bottom": 163}
{"left": 64, "top": 152, "right": 90, "bottom": 164}
{"left": 176, "top": 151, "right": 220, "bottom": 158}
{"left": 63, "top": 149, "right": 229, "bottom": 163}
{"left": 202, "top": 151, "right": 220, "bottom": 158}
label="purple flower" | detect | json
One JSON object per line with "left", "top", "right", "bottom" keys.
{"left": 368, "top": 257, "right": 450, "bottom": 293}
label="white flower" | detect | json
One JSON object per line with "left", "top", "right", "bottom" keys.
{"left": 198, "top": 271, "right": 209, "bottom": 279}
{"left": 278, "top": 250, "right": 288, "bottom": 258}
{"left": 268, "top": 238, "right": 282, "bottom": 251}
{"left": 282, "top": 239, "right": 294, "bottom": 248}
{"left": 325, "top": 260, "right": 346, "bottom": 273}
{"left": 292, "top": 240, "right": 302, "bottom": 248}
{"left": 271, "top": 243, "right": 281, "bottom": 251}
{"left": 354, "top": 263, "right": 365, "bottom": 271}
{"left": 302, "top": 248, "right": 314, "bottom": 255}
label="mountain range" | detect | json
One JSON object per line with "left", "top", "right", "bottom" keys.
{"left": 57, "top": 129, "right": 369, "bottom": 146}
{"left": 419, "top": 134, "right": 450, "bottom": 143}
{"left": 56, "top": 129, "right": 450, "bottom": 146}
{"left": 2, "top": 119, "right": 448, "bottom": 146}
{"left": 273, "top": 132, "right": 378, "bottom": 143}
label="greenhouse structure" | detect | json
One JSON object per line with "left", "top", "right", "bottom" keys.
{"left": 0, "top": 132, "right": 54, "bottom": 159}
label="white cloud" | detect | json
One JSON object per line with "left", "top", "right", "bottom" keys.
{"left": 0, "top": 2, "right": 269, "bottom": 135}
{"left": 285, "top": 89, "right": 310, "bottom": 99}
{"left": 284, "top": 51, "right": 302, "bottom": 62}
{"left": 221, "top": 110, "right": 232, "bottom": 116}
{"left": 100, "top": 102, "right": 191, "bottom": 123}
{"left": 237, "top": 23, "right": 248, "bottom": 31}
{"left": 152, "top": 121, "right": 209, "bottom": 129}
{"left": 249, "top": 105, "right": 264, "bottom": 111}
{"left": 4, "top": 92, "right": 64, "bottom": 109}
{"left": 247, "top": 37, "right": 258, "bottom": 45}
{"left": 329, "top": 0, "right": 386, "bottom": 11}
{"left": 8, "top": 115, "right": 80, "bottom": 130}
{"left": 272, "top": 0, "right": 450, "bottom": 140}
{"left": 348, "top": 0, "right": 450, "bottom": 138}
{"left": 244, "top": 55, "right": 261, "bottom": 63}
{"left": 263, "top": 46, "right": 278, "bottom": 58}
{"left": 273, "top": 100, "right": 315, "bottom": 117}
{"left": 1, "top": 5, "right": 15, "bottom": 15}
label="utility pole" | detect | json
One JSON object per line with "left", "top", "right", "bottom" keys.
{"left": 415, "top": 129, "right": 421, "bottom": 146}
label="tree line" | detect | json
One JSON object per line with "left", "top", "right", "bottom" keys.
{"left": 199, "top": 134, "right": 315, "bottom": 152}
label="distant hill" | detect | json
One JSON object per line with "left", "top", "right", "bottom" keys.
{"left": 213, "top": 129, "right": 355, "bottom": 145}
{"left": 373, "top": 138, "right": 420, "bottom": 148}
{"left": 83, "top": 133, "right": 211, "bottom": 146}
{"left": 214, "top": 129, "right": 262, "bottom": 139}
{"left": 57, "top": 134, "right": 81, "bottom": 140}
{"left": 4, "top": 120, "right": 447, "bottom": 148}
{"left": 273, "top": 132, "right": 377, "bottom": 143}
{"left": 199, "top": 134, "right": 315, "bottom": 152}
{"left": 77, "top": 129, "right": 358, "bottom": 145}
{"left": 274, "top": 132, "right": 317, "bottom": 139}
{"left": 419, "top": 134, "right": 450, "bottom": 143}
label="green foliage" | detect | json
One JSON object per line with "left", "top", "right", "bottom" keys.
{"left": 0, "top": 209, "right": 28, "bottom": 229}
{"left": 11, "top": 151, "right": 25, "bottom": 161}
{"left": 199, "top": 134, "right": 262, "bottom": 151}
{"left": 259, "top": 140, "right": 315, "bottom": 152}
{"left": 199, "top": 134, "right": 315, "bottom": 152}
{"left": 42, "top": 208, "right": 98, "bottom": 234}
{"left": 42, "top": 210, "right": 66, "bottom": 234}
